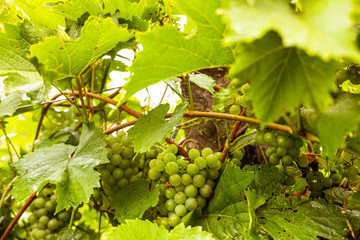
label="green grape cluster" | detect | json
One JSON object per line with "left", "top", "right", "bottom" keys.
{"left": 28, "top": 186, "right": 81, "bottom": 240}
{"left": 97, "top": 131, "right": 141, "bottom": 198}
{"left": 232, "top": 83, "right": 254, "bottom": 117}
{"left": 150, "top": 146, "right": 221, "bottom": 229}
{"left": 256, "top": 130, "right": 304, "bottom": 185}
{"left": 229, "top": 148, "right": 244, "bottom": 167}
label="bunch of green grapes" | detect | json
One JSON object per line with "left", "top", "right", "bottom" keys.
{"left": 228, "top": 147, "right": 244, "bottom": 167}
{"left": 97, "top": 131, "right": 141, "bottom": 198}
{"left": 229, "top": 83, "right": 254, "bottom": 117}
{"left": 256, "top": 130, "right": 305, "bottom": 185}
{"left": 149, "top": 145, "right": 221, "bottom": 229}
{"left": 28, "top": 186, "right": 81, "bottom": 240}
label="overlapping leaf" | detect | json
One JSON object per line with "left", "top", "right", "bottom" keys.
{"left": 128, "top": 102, "right": 187, "bottom": 152}
{"left": 0, "top": 21, "right": 47, "bottom": 102}
{"left": 106, "top": 220, "right": 215, "bottom": 240}
{"left": 52, "top": 0, "right": 104, "bottom": 21}
{"left": 259, "top": 200, "right": 348, "bottom": 240}
{"left": 230, "top": 32, "right": 339, "bottom": 123}
{"left": 30, "top": 17, "right": 133, "bottom": 81}
{"left": 12, "top": 124, "right": 108, "bottom": 213}
{"left": 189, "top": 74, "right": 216, "bottom": 94}
{"left": 0, "top": 92, "right": 23, "bottom": 118}
{"left": 120, "top": 0, "right": 234, "bottom": 103}
{"left": 111, "top": 180, "right": 160, "bottom": 223}
{"left": 310, "top": 96, "right": 360, "bottom": 157}
{"left": 219, "top": 0, "right": 359, "bottom": 61}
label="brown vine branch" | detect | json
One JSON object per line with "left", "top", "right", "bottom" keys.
{"left": 165, "top": 137, "right": 189, "bottom": 157}
{"left": 0, "top": 191, "right": 37, "bottom": 240}
{"left": 103, "top": 120, "right": 138, "bottom": 135}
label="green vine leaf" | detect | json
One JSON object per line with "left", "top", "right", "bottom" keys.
{"left": 0, "top": 21, "right": 47, "bottom": 103}
{"left": 111, "top": 179, "right": 160, "bottom": 223}
{"left": 219, "top": 0, "right": 359, "bottom": 61}
{"left": 259, "top": 200, "right": 348, "bottom": 240}
{"left": 311, "top": 96, "right": 360, "bottom": 157}
{"left": 128, "top": 102, "right": 187, "bottom": 152}
{"left": 106, "top": 219, "right": 215, "bottom": 240}
{"left": 30, "top": 17, "right": 133, "bottom": 81}
{"left": 230, "top": 32, "right": 339, "bottom": 124}
{"left": 189, "top": 74, "right": 216, "bottom": 94}
{"left": 0, "top": 92, "right": 23, "bottom": 118}
{"left": 12, "top": 124, "right": 108, "bottom": 213}
{"left": 119, "top": 0, "right": 234, "bottom": 103}
{"left": 52, "top": 0, "right": 104, "bottom": 21}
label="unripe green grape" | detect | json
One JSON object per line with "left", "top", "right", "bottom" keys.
{"left": 40, "top": 187, "right": 53, "bottom": 198}
{"left": 111, "top": 154, "right": 122, "bottom": 165}
{"left": 167, "top": 144, "right": 178, "bottom": 154}
{"left": 293, "top": 137, "right": 303, "bottom": 149}
{"left": 237, "top": 95, "right": 251, "bottom": 108}
{"left": 189, "top": 149, "right": 200, "bottom": 160}
{"left": 119, "top": 159, "right": 130, "bottom": 169}
{"left": 276, "top": 147, "right": 287, "bottom": 157}
{"left": 165, "top": 188, "right": 176, "bottom": 199}
{"left": 112, "top": 168, "right": 124, "bottom": 180}
{"left": 39, "top": 216, "right": 49, "bottom": 226}
{"left": 184, "top": 184, "right": 198, "bottom": 198}
{"left": 255, "top": 131, "right": 266, "bottom": 145}
{"left": 215, "top": 152, "right": 222, "bottom": 159}
{"left": 47, "top": 219, "right": 60, "bottom": 231}
{"left": 50, "top": 194, "right": 58, "bottom": 203}
{"left": 229, "top": 105, "right": 241, "bottom": 115}
{"left": 34, "top": 229, "right": 47, "bottom": 239}
{"left": 149, "top": 159, "right": 157, "bottom": 169}
{"left": 148, "top": 169, "right": 161, "bottom": 180}
{"left": 186, "top": 164, "right": 199, "bottom": 176}
{"left": 201, "top": 148, "right": 213, "bottom": 158}
{"left": 169, "top": 174, "right": 181, "bottom": 186}
{"left": 44, "top": 201, "right": 56, "bottom": 212}
{"left": 199, "top": 169, "right": 208, "bottom": 179}
{"left": 164, "top": 153, "right": 177, "bottom": 164}
{"left": 157, "top": 152, "right": 165, "bottom": 160}
{"left": 175, "top": 204, "right": 187, "bottom": 217}
{"left": 281, "top": 155, "right": 293, "bottom": 166}
{"left": 181, "top": 173, "right": 193, "bottom": 186}
{"left": 132, "top": 167, "right": 139, "bottom": 175}
{"left": 199, "top": 184, "right": 212, "bottom": 198}
{"left": 28, "top": 214, "right": 37, "bottom": 224}
{"left": 111, "top": 143, "right": 122, "bottom": 154}
{"left": 107, "top": 175, "right": 117, "bottom": 185}
{"left": 287, "top": 148, "right": 300, "bottom": 158}
{"left": 194, "top": 157, "right": 207, "bottom": 169}
{"left": 153, "top": 160, "right": 165, "bottom": 172}
{"left": 35, "top": 208, "right": 47, "bottom": 218}
{"left": 106, "top": 148, "right": 113, "bottom": 159}
{"left": 232, "top": 149, "right": 244, "bottom": 160}
{"left": 168, "top": 213, "right": 181, "bottom": 227}
{"left": 174, "top": 192, "right": 187, "bottom": 204}
{"left": 129, "top": 175, "right": 138, "bottom": 183}
{"left": 158, "top": 217, "right": 170, "bottom": 229}
{"left": 269, "top": 153, "right": 280, "bottom": 165}
{"left": 285, "top": 166, "right": 299, "bottom": 177}
{"left": 206, "top": 154, "right": 218, "bottom": 168}
{"left": 185, "top": 197, "right": 198, "bottom": 211}
{"left": 297, "top": 156, "right": 309, "bottom": 168}
{"left": 121, "top": 136, "right": 132, "bottom": 147}
{"left": 322, "top": 178, "right": 332, "bottom": 188}
{"left": 165, "top": 199, "right": 176, "bottom": 211}
{"left": 122, "top": 147, "right": 134, "bottom": 159}
{"left": 33, "top": 198, "right": 46, "bottom": 209}
{"left": 193, "top": 175, "right": 205, "bottom": 188}
{"left": 118, "top": 178, "right": 129, "bottom": 188}
{"left": 265, "top": 147, "right": 276, "bottom": 157}
{"left": 206, "top": 179, "right": 215, "bottom": 188}
{"left": 240, "top": 83, "right": 251, "bottom": 95}
{"left": 175, "top": 184, "right": 185, "bottom": 192}
{"left": 57, "top": 211, "right": 70, "bottom": 222}
{"left": 207, "top": 169, "right": 219, "bottom": 180}
{"left": 196, "top": 196, "right": 207, "bottom": 208}
{"left": 106, "top": 135, "right": 118, "bottom": 146}
{"left": 276, "top": 135, "right": 293, "bottom": 148}
{"left": 176, "top": 159, "right": 188, "bottom": 170}
{"left": 275, "top": 165, "right": 284, "bottom": 173}
{"left": 264, "top": 132, "right": 276, "bottom": 145}
{"left": 116, "top": 131, "right": 126, "bottom": 139}
{"left": 146, "top": 149, "right": 157, "bottom": 159}
{"left": 214, "top": 161, "right": 222, "bottom": 170}
{"left": 124, "top": 168, "right": 134, "bottom": 178}
{"left": 165, "top": 162, "right": 179, "bottom": 175}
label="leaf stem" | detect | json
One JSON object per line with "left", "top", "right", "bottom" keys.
{"left": 0, "top": 123, "right": 20, "bottom": 159}
{"left": 75, "top": 77, "right": 90, "bottom": 123}
{"left": 68, "top": 208, "right": 76, "bottom": 230}
{"left": 185, "top": 75, "right": 194, "bottom": 110}
{"left": 0, "top": 191, "right": 37, "bottom": 240}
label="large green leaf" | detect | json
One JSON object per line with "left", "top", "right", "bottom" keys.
{"left": 105, "top": 220, "right": 215, "bottom": 240}
{"left": 311, "top": 96, "right": 360, "bottom": 157}
{"left": 0, "top": 92, "right": 23, "bottom": 118}
{"left": 128, "top": 102, "right": 187, "bottom": 152}
{"left": 230, "top": 32, "right": 339, "bottom": 123}
{"left": 219, "top": 0, "right": 359, "bottom": 61}
{"left": 30, "top": 17, "right": 133, "bottom": 81}
{"left": 259, "top": 200, "right": 348, "bottom": 240}
{"left": 12, "top": 124, "right": 108, "bottom": 213}
{"left": 0, "top": 21, "right": 47, "bottom": 103}
{"left": 52, "top": 0, "right": 104, "bottom": 21}
{"left": 199, "top": 164, "right": 256, "bottom": 239}
{"left": 15, "top": 0, "right": 66, "bottom": 30}
{"left": 120, "top": 0, "right": 234, "bottom": 103}
{"left": 111, "top": 180, "right": 160, "bottom": 223}
{"left": 103, "top": 0, "right": 156, "bottom": 20}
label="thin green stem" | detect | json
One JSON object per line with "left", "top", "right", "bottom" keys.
{"left": 0, "top": 123, "right": 20, "bottom": 159}
{"left": 68, "top": 78, "right": 85, "bottom": 120}
{"left": 69, "top": 208, "right": 76, "bottom": 230}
